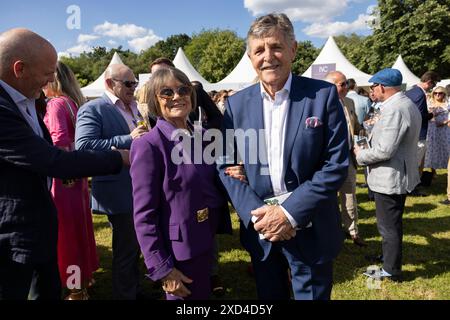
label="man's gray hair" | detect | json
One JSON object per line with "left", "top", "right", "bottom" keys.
{"left": 247, "top": 13, "right": 296, "bottom": 48}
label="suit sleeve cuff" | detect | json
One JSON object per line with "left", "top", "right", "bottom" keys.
{"left": 280, "top": 205, "right": 298, "bottom": 228}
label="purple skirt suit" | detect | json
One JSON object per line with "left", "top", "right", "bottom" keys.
{"left": 130, "top": 118, "right": 231, "bottom": 300}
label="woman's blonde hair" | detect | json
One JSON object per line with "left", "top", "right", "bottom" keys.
{"left": 429, "top": 86, "right": 447, "bottom": 105}
{"left": 46, "top": 61, "right": 85, "bottom": 107}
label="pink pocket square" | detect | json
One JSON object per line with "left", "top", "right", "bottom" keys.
{"left": 305, "top": 116, "right": 323, "bottom": 128}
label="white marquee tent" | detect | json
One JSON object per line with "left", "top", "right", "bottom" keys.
{"left": 302, "top": 36, "right": 372, "bottom": 86}
{"left": 172, "top": 48, "right": 211, "bottom": 86}
{"left": 392, "top": 55, "right": 420, "bottom": 89}
{"left": 206, "top": 52, "right": 257, "bottom": 91}
{"left": 80, "top": 52, "right": 125, "bottom": 98}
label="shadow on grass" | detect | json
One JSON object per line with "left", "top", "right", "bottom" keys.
{"left": 334, "top": 214, "right": 450, "bottom": 285}
{"left": 404, "top": 202, "right": 437, "bottom": 213}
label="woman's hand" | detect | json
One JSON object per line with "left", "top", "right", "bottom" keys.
{"left": 225, "top": 162, "right": 247, "bottom": 183}
{"left": 161, "top": 268, "right": 193, "bottom": 298}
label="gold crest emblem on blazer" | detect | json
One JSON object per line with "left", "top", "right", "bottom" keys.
{"left": 196, "top": 208, "right": 209, "bottom": 223}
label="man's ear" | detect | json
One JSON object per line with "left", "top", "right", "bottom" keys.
{"left": 105, "top": 78, "right": 113, "bottom": 90}
{"left": 12, "top": 60, "right": 25, "bottom": 78}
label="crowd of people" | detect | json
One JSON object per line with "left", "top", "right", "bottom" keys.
{"left": 0, "top": 13, "right": 449, "bottom": 301}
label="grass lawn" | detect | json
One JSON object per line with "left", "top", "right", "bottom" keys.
{"left": 88, "top": 169, "right": 450, "bottom": 300}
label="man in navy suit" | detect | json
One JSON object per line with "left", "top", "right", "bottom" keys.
{"left": 75, "top": 64, "right": 147, "bottom": 299}
{"left": 405, "top": 71, "right": 440, "bottom": 196}
{"left": 218, "top": 13, "right": 348, "bottom": 300}
{"left": 0, "top": 28, "right": 128, "bottom": 300}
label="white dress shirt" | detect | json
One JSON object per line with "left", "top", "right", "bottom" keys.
{"left": 0, "top": 80, "right": 43, "bottom": 137}
{"left": 251, "top": 73, "right": 298, "bottom": 229}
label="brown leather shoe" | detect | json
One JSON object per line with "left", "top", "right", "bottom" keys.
{"left": 351, "top": 235, "right": 367, "bottom": 247}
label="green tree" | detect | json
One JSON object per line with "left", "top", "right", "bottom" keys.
{"left": 139, "top": 34, "right": 191, "bottom": 73}
{"left": 292, "top": 41, "right": 319, "bottom": 75}
{"left": 184, "top": 29, "right": 221, "bottom": 69}
{"left": 333, "top": 34, "right": 372, "bottom": 73}
{"left": 196, "top": 31, "right": 245, "bottom": 82}
{"left": 363, "top": 0, "right": 450, "bottom": 77}
{"left": 184, "top": 29, "right": 245, "bottom": 82}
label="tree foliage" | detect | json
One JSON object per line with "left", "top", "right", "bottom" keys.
{"left": 194, "top": 30, "right": 245, "bottom": 82}
{"left": 292, "top": 41, "right": 320, "bottom": 75}
{"left": 361, "top": 0, "right": 450, "bottom": 77}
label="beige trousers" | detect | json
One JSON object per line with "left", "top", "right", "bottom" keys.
{"left": 338, "top": 157, "right": 359, "bottom": 236}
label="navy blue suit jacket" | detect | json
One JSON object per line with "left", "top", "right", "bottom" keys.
{"left": 405, "top": 85, "right": 432, "bottom": 140}
{"left": 218, "top": 75, "right": 348, "bottom": 265}
{"left": 75, "top": 94, "right": 135, "bottom": 215}
{"left": 0, "top": 85, "right": 122, "bottom": 264}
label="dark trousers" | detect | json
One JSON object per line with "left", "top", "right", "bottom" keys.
{"left": 373, "top": 192, "right": 407, "bottom": 277}
{"left": 251, "top": 243, "right": 333, "bottom": 300}
{"left": 0, "top": 258, "right": 61, "bottom": 300}
{"left": 107, "top": 213, "right": 141, "bottom": 300}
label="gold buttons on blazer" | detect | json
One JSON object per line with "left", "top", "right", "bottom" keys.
{"left": 196, "top": 208, "right": 209, "bottom": 223}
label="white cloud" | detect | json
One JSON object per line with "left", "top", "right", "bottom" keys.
{"left": 302, "top": 13, "right": 371, "bottom": 38}
{"left": 94, "top": 21, "right": 148, "bottom": 39}
{"left": 244, "top": 0, "right": 349, "bottom": 23}
{"left": 58, "top": 51, "right": 70, "bottom": 59}
{"left": 65, "top": 44, "right": 93, "bottom": 56}
{"left": 77, "top": 34, "right": 99, "bottom": 43}
{"left": 62, "top": 21, "right": 162, "bottom": 56}
{"left": 128, "top": 32, "right": 162, "bottom": 53}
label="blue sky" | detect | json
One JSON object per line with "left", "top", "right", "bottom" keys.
{"left": 0, "top": 0, "right": 377, "bottom": 57}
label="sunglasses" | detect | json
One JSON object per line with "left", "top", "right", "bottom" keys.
{"left": 157, "top": 86, "right": 192, "bottom": 99}
{"left": 337, "top": 80, "right": 349, "bottom": 87}
{"left": 112, "top": 78, "right": 139, "bottom": 88}
{"left": 370, "top": 83, "right": 381, "bottom": 90}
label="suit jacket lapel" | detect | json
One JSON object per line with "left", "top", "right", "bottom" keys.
{"left": 246, "top": 86, "right": 273, "bottom": 196}
{"left": 0, "top": 84, "right": 28, "bottom": 120}
{"left": 283, "top": 75, "right": 306, "bottom": 168}
{"left": 102, "top": 94, "right": 132, "bottom": 134}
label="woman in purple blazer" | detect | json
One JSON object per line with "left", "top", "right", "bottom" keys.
{"left": 130, "top": 67, "right": 231, "bottom": 300}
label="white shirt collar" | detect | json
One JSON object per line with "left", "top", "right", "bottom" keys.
{"left": 259, "top": 72, "right": 292, "bottom": 101}
{"left": 0, "top": 79, "right": 29, "bottom": 105}
{"left": 381, "top": 91, "right": 403, "bottom": 109}
{"left": 104, "top": 90, "right": 121, "bottom": 105}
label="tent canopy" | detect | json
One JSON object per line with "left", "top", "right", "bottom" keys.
{"left": 302, "top": 36, "right": 372, "bottom": 86}
{"left": 173, "top": 48, "right": 211, "bottom": 85}
{"left": 205, "top": 51, "right": 257, "bottom": 91}
{"left": 392, "top": 55, "right": 420, "bottom": 89}
{"left": 80, "top": 52, "right": 125, "bottom": 98}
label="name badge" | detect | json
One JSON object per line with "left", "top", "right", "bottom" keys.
{"left": 196, "top": 208, "right": 209, "bottom": 223}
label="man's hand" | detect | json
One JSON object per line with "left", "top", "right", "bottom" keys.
{"left": 161, "top": 268, "right": 193, "bottom": 298}
{"left": 130, "top": 124, "right": 148, "bottom": 140}
{"left": 251, "top": 205, "right": 296, "bottom": 242}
